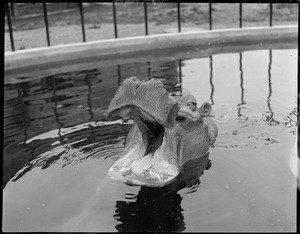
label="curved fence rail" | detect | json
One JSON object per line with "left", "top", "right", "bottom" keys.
{"left": 5, "top": 2, "right": 296, "bottom": 52}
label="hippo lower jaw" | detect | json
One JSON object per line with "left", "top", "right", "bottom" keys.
{"left": 108, "top": 108, "right": 179, "bottom": 187}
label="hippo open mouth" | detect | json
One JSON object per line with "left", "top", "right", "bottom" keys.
{"left": 106, "top": 77, "right": 218, "bottom": 187}
{"left": 142, "top": 119, "right": 164, "bottom": 156}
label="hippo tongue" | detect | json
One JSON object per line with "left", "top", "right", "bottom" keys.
{"left": 142, "top": 119, "right": 165, "bottom": 156}
{"left": 106, "top": 77, "right": 179, "bottom": 129}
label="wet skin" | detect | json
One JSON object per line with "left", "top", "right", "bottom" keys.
{"left": 106, "top": 77, "right": 218, "bottom": 187}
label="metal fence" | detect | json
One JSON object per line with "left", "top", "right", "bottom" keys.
{"left": 3, "top": 2, "right": 288, "bottom": 52}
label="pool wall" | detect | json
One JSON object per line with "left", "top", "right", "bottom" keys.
{"left": 4, "top": 25, "right": 298, "bottom": 84}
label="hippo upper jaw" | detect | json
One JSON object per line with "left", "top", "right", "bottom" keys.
{"left": 106, "top": 77, "right": 179, "bottom": 128}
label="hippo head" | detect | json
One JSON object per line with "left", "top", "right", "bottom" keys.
{"left": 107, "top": 77, "right": 218, "bottom": 187}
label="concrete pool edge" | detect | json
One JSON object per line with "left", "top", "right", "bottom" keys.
{"left": 4, "top": 25, "right": 298, "bottom": 84}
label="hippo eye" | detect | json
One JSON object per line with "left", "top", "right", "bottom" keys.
{"left": 187, "top": 101, "right": 197, "bottom": 111}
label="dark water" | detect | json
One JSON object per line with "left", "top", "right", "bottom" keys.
{"left": 3, "top": 47, "right": 297, "bottom": 232}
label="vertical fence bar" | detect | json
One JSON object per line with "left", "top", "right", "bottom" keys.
{"left": 17, "top": 84, "right": 30, "bottom": 144}
{"left": 85, "top": 71, "right": 96, "bottom": 140}
{"left": 209, "top": 3, "right": 212, "bottom": 30}
{"left": 5, "top": 2, "right": 15, "bottom": 51}
{"left": 51, "top": 76, "right": 65, "bottom": 144}
{"left": 85, "top": 72, "right": 94, "bottom": 122}
{"left": 209, "top": 56, "right": 214, "bottom": 105}
{"left": 116, "top": 64, "right": 127, "bottom": 145}
{"left": 269, "top": 3, "right": 273, "bottom": 27}
{"left": 79, "top": 2, "right": 86, "bottom": 42}
{"left": 147, "top": 62, "right": 151, "bottom": 78}
{"left": 238, "top": 53, "right": 245, "bottom": 118}
{"left": 178, "top": 59, "right": 182, "bottom": 95}
{"left": 113, "top": 1, "right": 118, "bottom": 38}
{"left": 267, "top": 50, "right": 273, "bottom": 115}
{"left": 43, "top": 3, "right": 51, "bottom": 46}
{"left": 117, "top": 65, "right": 122, "bottom": 86}
{"left": 177, "top": 2, "right": 181, "bottom": 33}
{"left": 239, "top": 53, "right": 245, "bottom": 105}
{"left": 239, "top": 3, "right": 242, "bottom": 28}
{"left": 144, "top": 2, "right": 149, "bottom": 35}
{"left": 10, "top": 3, "right": 15, "bottom": 17}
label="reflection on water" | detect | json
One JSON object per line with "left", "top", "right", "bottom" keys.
{"left": 3, "top": 48, "right": 297, "bottom": 232}
{"left": 237, "top": 53, "right": 245, "bottom": 119}
{"left": 209, "top": 56, "right": 215, "bottom": 106}
{"left": 267, "top": 50, "right": 273, "bottom": 117}
{"left": 10, "top": 123, "right": 130, "bottom": 183}
{"left": 263, "top": 50, "right": 280, "bottom": 125}
{"left": 115, "top": 186, "right": 185, "bottom": 232}
{"left": 114, "top": 154, "right": 211, "bottom": 232}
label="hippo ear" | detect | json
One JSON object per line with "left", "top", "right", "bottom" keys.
{"left": 199, "top": 102, "right": 212, "bottom": 117}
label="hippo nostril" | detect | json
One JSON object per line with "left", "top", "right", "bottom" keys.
{"left": 135, "top": 84, "right": 141, "bottom": 90}
{"left": 176, "top": 115, "right": 187, "bottom": 121}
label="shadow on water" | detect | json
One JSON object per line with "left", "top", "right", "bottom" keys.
{"left": 114, "top": 153, "right": 211, "bottom": 232}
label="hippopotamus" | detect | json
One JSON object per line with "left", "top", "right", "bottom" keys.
{"left": 106, "top": 77, "right": 218, "bottom": 187}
